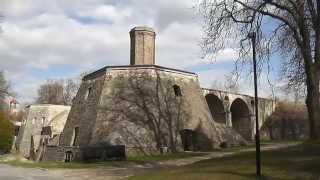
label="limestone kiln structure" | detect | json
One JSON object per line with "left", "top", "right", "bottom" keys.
{"left": 42, "top": 27, "right": 275, "bottom": 162}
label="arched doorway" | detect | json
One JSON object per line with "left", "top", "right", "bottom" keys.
{"left": 65, "top": 151, "right": 73, "bottom": 162}
{"left": 230, "top": 98, "right": 252, "bottom": 140}
{"left": 205, "top": 94, "right": 226, "bottom": 124}
{"left": 180, "top": 129, "right": 196, "bottom": 151}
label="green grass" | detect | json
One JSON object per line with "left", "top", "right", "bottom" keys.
{"left": 127, "top": 152, "right": 208, "bottom": 162}
{"left": 1, "top": 160, "right": 131, "bottom": 169}
{"left": 215, "top": 140, "right": 300, "bottom": 153}
{"left": 260, "top": 139, "right": 303, "bottom": 144}
{"left": 128, "top": 141, "right": 320, "bottom": 180}
{"left": 0, "top": 152, "right": 208, "bottom": 169}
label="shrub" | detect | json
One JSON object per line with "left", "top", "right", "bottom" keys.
{"left": 0, "top": 112, "right": 14, "bottom": 154}
{"left": 261, "top": 101, "right": 308, "bottom": 140}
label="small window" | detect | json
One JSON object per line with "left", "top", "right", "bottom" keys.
{"left": 65, "top": 151, "right": 73, "bottom": 162}
{"left": 41, "top": 117, "right": 46, "bottom": 124}
{"left": 41, "top": 126, "right": 52, "bottom": 136}
{"left": 173, "top": 85, "right": 182, "bottom": 96}
{"left": 71, "top": 127, "right": 79, "bottom": 146}
{"left": 85, "top": 87, "right": 92, "bottom": 100}
{"left": 224, "top": 96, "right": 229, "bottom": 101}
{"left": 32, "top": 118, "right": 36, "bottom": 125}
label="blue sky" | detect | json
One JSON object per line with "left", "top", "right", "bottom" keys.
{"left": 0, "top": 0, "right": 284, "bottom": 103}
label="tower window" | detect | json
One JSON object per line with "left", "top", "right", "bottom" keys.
{"left": 251, "top": 100, "right": 254, "bottom": 106}
{"left": 85, "top": 87, "right": 92, "bottom": 100}
{"left": 41, "top": 117, "right": 46, "bottom": 124}
{"left": 32, "top": 118, "right": 36, "bottom": 125}
{"left": 173, "top": 85, "right": 182, "bottom": 96}
{"left": 71, "top": 127, "right": 79, "bottom": 146}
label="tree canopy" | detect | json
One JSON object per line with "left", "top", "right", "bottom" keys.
{"left": 0, "top": 112, "right": 14, "bottom": 153}
{"left": 0, "top": 71, "right": 10, "bottom": 97}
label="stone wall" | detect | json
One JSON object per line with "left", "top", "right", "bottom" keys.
{"left": 202, "top": 88, "right": 275, "bottom": 140}
{"left": 59, "top": 75, "right": 105, "bottom": 147}
{"left": 130, "top": 27, "right": 156, "bottom": 65}
{"left": 57, "top": 65, "right": 247, "bottom": 161}
{"left": 16, "top": 104, "right": 70, "bottom": 158}
{"left": 42, "top": 146, "right": 79, "bottom": 162}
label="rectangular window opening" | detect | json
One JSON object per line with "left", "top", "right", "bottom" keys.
{"left": 173, "top": 85, "right": 182, "bottom": 96}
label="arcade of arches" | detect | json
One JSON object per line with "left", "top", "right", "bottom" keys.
{"left": 205, "top": 95, "right": 253, "bottom": 140}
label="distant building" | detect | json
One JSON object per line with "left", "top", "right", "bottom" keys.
{"left": 0, "top": 94, "right": 20, "bottom": 114}
{"left": 16, "top": 104, "right": 70, "bottom": 160}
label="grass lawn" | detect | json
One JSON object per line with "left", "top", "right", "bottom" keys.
{"left": 0, "top": 151, "right": 208, "bottom": 169}
{"left": 127, "top": 151, "right": 208, "bottom": 162}
{"left": 128, "top": 141, "right": 320, "bottom": 180}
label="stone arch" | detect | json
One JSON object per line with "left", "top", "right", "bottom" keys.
{"left": 179, "top": 129, "right": 195, "bottom": 151}
{"left": 230, "top": 98, "right": 252, "bottom": 140}
{"left": 205, "top": 94, "right": 226, "bottom": 124}
{"left": 70, "top": 127, "right": 79, "bottom": 146}
{"left": 65, "top": 151, "right": 73, "bottom": 162}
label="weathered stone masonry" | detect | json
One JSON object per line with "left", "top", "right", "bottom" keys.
{"left": 42, "top": 26, "right": 275, "bottom": 162}
{"left": 16, "top": 104, "right": 70, "bottom": 159}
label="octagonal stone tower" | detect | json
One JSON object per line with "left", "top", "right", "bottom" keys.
{"left": 130, "top": 26, "right": 156, "bottom": 65}
{"left": 42, "top": 26, "right": 251, "bottom": 162}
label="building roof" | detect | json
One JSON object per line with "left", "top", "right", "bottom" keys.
{"left": 130, "top": 26, "right": 155, "bottom": 33}
{"left": 83, "top": 65, "right": 197, "bottom": 80}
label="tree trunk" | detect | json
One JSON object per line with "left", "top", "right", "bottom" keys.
{"left": 290, "top": 123, "right": 297, "bottom": 140}
{"left": 280, "top": 119, "right": 287, "bottom": 139}
{"left": 305, "top": 68, "right": 320, "bottom": 139}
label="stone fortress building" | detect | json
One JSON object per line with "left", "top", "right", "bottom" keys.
{"left": 41, "top": 26, "right": 275, "bottom": 162}
{"left": 16, "top": 104, "right": 70, "bottom": 161}
{"left": 0, "top": 94, "right": 20, "bottom": 114}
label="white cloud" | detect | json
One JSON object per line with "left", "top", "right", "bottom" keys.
{"left": 197, "top": 68, "right": 229, "bottom": 88}
{"left": 0, "top": 0, "right": 242, "bottom": 103}
{"left": 77, "top": 5, "right": 132, "bottom": 23}
{"left": 211, "top": 48, "right": 238, "bottom": 63}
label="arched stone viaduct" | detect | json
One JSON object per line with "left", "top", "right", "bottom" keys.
{"left": 202, "top": 88, "right": 276, "bottom": 140}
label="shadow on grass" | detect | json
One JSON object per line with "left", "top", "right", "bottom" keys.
{"left": 129, "top": 141, "right": 320, "bottom": 180}
{"left": 0, "top": 152, "right": 209, "bottom": 169}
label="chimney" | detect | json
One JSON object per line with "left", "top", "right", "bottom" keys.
{"left": 130, "top": 26, "right": 156, "bottom": 65}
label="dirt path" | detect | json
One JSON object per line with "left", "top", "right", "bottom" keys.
{"left": 52, "top": 142, "right": 299, "bottom": 180}
{"left": 0, "top": 143, "right": 299, "bottom": 180}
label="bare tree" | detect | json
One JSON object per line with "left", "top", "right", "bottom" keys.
{"left": 101, "top": 72, "right": 190, "bottom": 154}
{"left": 0, "top": 71, "right": 10, "bottom": 98}
{"left": 211, "top": 74, "right": 240, "bottom": 93}
{"left": 199, "top": 0, "right": 320, "bottom": 139}
{"left": 210, "top": 79, "right": 225, "bottom": 90}
{"left": 0, "top": 71, "right": 13, "bottom": 111}
{"left": 224, "top": 74, "right": 240, "bottom": 93}
{"left": 37, "top": 80, "right": 64, "bottom": 105}
{"left": 36, "top": 79, "right": 79, "bottom": 105}
{"left": 63, "top": 79, "right": 79, "bottom": 105}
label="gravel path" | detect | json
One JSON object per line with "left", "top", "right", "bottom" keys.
{"left": 0, "top": 143, "right": 299, "bottom": 180}
{"left": 0, "top": 164, "right": 63, "bottom": 180}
